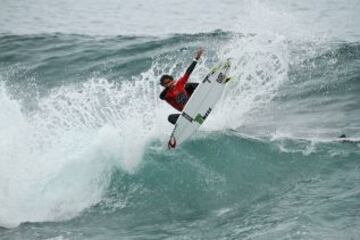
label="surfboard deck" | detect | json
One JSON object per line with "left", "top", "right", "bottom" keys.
{"left": 168, "top": 59, "right": 231, "bottom": 149}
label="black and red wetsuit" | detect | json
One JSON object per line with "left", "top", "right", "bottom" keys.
{"left": 159, "top": 60, "right": 198, "bottom": 111}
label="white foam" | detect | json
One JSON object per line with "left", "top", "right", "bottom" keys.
{"left": 0, "top": 76, "right": 168, "bottom": 228}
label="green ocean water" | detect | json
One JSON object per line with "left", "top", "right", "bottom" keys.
{"left": 0, "top": 1, "right": 360, "bottom": 239}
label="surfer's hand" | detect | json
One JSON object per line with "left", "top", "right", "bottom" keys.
{"left": 195, "top": 48, "right": 204, "bottom": 60}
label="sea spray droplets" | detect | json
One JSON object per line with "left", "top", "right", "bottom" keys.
{"left": 205, "top": 34, "right": 289, "bottom": 130}
{"left": 0, "top": 51, "right": 185, "bottom": 226}
{"left": 0, "top": 81, "right": 117, "bottom": 227}
{"left": 30, "top": 77, "right": 165, "bottom": 171}
{"left": 0, "top": 74, "right": 164, "bottom": 227}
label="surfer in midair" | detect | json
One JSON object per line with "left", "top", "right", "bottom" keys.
{"left": 159, "top": 48, "right": 203, "bottom": 124}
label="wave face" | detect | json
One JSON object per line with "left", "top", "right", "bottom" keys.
{"left": 0, "top": 1, "right": 360, "bottom": 239}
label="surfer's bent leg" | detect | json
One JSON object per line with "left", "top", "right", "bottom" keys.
{"left": 185, "top": 83, "right": 199, "bottom": 97}
{"left": 168, "top": 114, "right": 180, "bottom": 125}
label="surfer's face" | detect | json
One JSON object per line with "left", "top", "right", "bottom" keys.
{"left": 163, "top": 78, "right": 175, "bottom": 88}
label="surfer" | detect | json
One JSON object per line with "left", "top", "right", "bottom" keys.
{"left": 159, "top": 48, "right": 204, "bottom": 124}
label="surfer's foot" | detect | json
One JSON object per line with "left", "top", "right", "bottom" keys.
{"left": 168, "top": 114, "right": 180, "bottom": 125}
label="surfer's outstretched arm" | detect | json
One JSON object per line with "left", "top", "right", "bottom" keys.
{"left": 178, "top": 48, "right": 204, "bottom": 86}
{"left": 185, "top": 60, "right": 197, "bottom": 75}
{"left": 186, "top": 48, "right": 203, "bottom": 74}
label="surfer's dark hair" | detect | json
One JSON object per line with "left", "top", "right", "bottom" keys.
{"left": 160, "top": 74, "right": 174, "bottom": 86}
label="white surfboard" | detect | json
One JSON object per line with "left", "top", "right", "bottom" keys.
{"left": 168, "top": 59, "right": 231, "bottom": 149}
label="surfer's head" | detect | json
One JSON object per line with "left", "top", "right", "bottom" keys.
{"left": 160, "top": 74, "right": 174, "bottom": 88}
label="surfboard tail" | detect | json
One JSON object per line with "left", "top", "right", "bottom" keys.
{"left": 168, "top": 136, "right": 177, "bottom": 149}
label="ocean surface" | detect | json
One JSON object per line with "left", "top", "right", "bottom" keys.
{"left": 0, "top": 0, "right": 360, "bottom": 239}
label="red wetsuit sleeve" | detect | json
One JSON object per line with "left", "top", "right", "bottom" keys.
{"left": 175, "top": 60, "right": 198, "bottom": 87}
{"left": 175, "top": 73, "right": 190, "bottom": 88}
